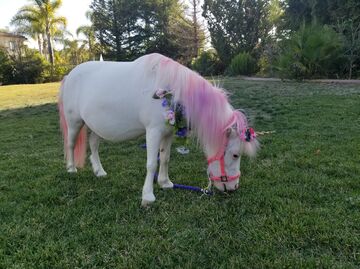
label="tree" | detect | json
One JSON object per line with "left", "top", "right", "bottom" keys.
{"left": 267, "top": 0, "right": 285, "bottom": 36}
{"left": 164, "top": 1, "right": 206, "bottom": 65}
{"left": 335, "top": 19, "right": 360, "bottom": 79}
{"left": 11, "top": 0, "right": 67, "bottom": 66}
{"left": 284, "top": 0, "right": 360, "bottom": 31}
{"left": 91, "top": 0, "right": 142, "bottom": 60}
{"left": 11, "top": 9, "right": 45, "bottom": 56}
{"left": 203, "top": 0, "right": 270, "bottom": 65}
{"left": 90, "top": 0, "right": 193, "bottom": 61}
{"left": 186, "top": 0, "right": 206, "bottom": 58}
{"left": 149, "top": 0, "right": 189, "bottom": 59}
{"left": 275, "top": 24, "right": 344, "bottom": 79}
{"left": 62, "top": 39, "right": 88, "bottom": 65}
{"left": 282, "top": 0, "right": 360, "bottom": 78}
{"left": 76, "top": 11, "right": 99, "bottom": 61}
{"left": 77, "top": 25, "right": 97, "bottom": 60}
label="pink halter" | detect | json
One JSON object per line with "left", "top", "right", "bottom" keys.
{"left": 207, "top": 112, "right": 240, "bottom": 182}
{"left": 206, "top": 111, "right": 256, "bottom": 182}
{"left": 207, "top": 154, "right": 241, "bottom": 182}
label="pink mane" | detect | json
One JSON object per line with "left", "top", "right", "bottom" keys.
{"left": 139, "top": 53, "right": 249, "bottom": 157}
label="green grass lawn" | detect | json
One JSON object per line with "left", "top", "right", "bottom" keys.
{"left": 0, "top": 79, "right": 359, "bottom": 268}
{"left": 0, "top": 82, "right": 60, "bottom": 110}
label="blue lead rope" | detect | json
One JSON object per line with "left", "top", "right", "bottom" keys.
{"left": 140, "top": 144, "right": 213, "bottom": 196}
{"left": 173, "top": 183, "right": 213, "bottom": 195}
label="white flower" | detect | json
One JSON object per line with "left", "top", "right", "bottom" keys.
{"left": 169, "top": 118, "right": 175, "bottom": 125}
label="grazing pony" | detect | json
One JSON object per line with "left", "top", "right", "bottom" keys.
{"left": 58, "top": 53, "right": 259, "bottom": 206}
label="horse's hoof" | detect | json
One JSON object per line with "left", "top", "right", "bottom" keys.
{"left": 159, "top": 180, "right": 174, "bottom": 189}
{"left": 67, "top": 167, "right": 77, "bottom": 173}
{"left": 141, "top": 193, "right": 156, "bottom": 207}
{"left": 95, "top": 170, "right": 107, "bottom": 177}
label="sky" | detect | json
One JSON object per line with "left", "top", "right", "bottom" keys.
{"left": 0, "top": 0, "right": 92, "bottom": 46}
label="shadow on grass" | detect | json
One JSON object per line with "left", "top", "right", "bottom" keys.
{"left": 0, "top": 102, "right": 58, "bottom": 118}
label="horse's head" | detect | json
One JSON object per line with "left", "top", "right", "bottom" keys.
{"left": 207, "top": 119, "right": 259, "bottom": 193}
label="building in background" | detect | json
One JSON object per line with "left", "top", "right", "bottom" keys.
{"left": 0, "top": 31, "right": 27, "bottom": 57}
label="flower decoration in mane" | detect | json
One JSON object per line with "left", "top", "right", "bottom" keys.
{"left": 153, "top": 88, "right": 187, "bottom": 138}
{"left": 140, "top": 53, "right": 254, "bottom": 156}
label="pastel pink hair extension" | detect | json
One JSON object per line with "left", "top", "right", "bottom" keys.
{"left": 227, "top": 110, "right": 249, "bottom": 136}
{"left": 58, "top": 79, "right": 87, "bottom": 168}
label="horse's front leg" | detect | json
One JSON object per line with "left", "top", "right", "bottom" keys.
{"left": 142, "top": 128, "right": 163, "bottom": 207}
{"left": 158, "top": 134, "right": 174, "bottom": 189}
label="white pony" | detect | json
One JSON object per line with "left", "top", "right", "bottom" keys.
{"left": 58, "top": 53, "right": 259, "bottom": 206}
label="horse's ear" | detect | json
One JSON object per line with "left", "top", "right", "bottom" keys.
{"left": 226, "top": 127, "right": 232, "bottom": 138}
{"left": 226, "top": 126, "right": 237, "bottom": 138}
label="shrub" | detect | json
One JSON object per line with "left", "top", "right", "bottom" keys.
{"left": 227, "top": 52, "right": 257, "bottom": 76}
{"left": 275, "top": 24, "right": 345, "bottom": 79}
{"left": 191, "top": 50, "right": 224, "bottom": 76}
{"left": 39, "top": 51, "right": 75, "bottom": 82}
{"left": 257, "top": 41, "right": 280, "bottom": 77}
{"left": 0, "top": 49, "right": 48, "bottom": 85}
{"left": 0, "top": 49, "right": 13, "bottom": 85}
{"left": 11, "top": 50, "right": 48, "bottom": 84}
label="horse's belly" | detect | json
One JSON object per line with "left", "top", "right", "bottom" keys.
{"left": 83, "top": 106, "right": 146, "bottom": 141}
{"left": 96, "top": 126, "right": 145, "bottom": 142}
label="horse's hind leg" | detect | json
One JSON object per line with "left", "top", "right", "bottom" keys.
{"left": 89, "top": 131, "right": 107, "bottom": 177}
{"left": 66, "top": 119, "right": 84, "bottom": 173}
{"left": 158, "top": 134, "right": 174, "bottom": 189}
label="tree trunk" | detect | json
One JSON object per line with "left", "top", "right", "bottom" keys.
{"left": 111, "top": 0, "right": 121, "bottom": 60}
{"left": 46, "top": 22, "right": 54, "bottom": 66}
{"left": 37, "top": 34, "right": 42, "bottom": 55}
{"left": 88, "top": 35, "right": 93, "bottom": 60}
{"left": 42, "top": 34, "right": 48, "bottom": 60}
{"left": 192, "top": 0, "right": 199, "bottom": 58}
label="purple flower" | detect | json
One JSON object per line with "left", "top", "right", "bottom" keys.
{"left": 162, "top": 98, "right": 168, "bottom": 107}
{"left": 176, "top": 127, "right": 187, "bottom": 138}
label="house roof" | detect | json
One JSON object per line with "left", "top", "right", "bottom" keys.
{"left": 0, "top": 31, "right": 27, "bottom": 40}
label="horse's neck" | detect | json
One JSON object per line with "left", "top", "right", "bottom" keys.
{"left": 203, "top": 105, "right": 234, "bottom": 158}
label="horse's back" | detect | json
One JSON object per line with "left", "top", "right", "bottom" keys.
{"left": 65, "top": 61, "right": 133, "bottom": 89}
{"left": 62, "top": 60, "right": 163, "bottom": 141}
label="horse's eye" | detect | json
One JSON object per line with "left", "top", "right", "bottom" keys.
{"left": 233, "top": 154, "right": 239, "bottom": 159}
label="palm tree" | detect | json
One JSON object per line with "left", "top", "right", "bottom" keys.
{"left": 76, "top": 25, "right": 96, "bottom": 60}
{"left": 11, "top": 0, "right": 67, "bottom": 66}
{"left": 11, "top": 6, "right": 46, "bottom": 56}
{"left": 62, "top": 38, "right": 87, "bottom": 65}
{"left": 76, "top": 11, "right": 98, "bottom": 60}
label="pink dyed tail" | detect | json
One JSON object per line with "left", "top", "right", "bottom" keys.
{"left": 58, "top": 80, "right": 87, "bottom": 168}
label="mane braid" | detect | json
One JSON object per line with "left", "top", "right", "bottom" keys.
{"left": 141, "top": 53, "right": 242, "bottom": 156}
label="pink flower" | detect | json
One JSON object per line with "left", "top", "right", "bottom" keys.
{"left": 155, "top": 89, "right": 167, "bottom": 98}
{"left": 240, "top": 128, "right": 256, "bottom": 142}
{"left": 166, "top": 110, "right": 175, "bottom": 125}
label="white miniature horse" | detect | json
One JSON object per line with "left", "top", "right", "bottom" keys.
{"left": 58, "top": 53, "right": 259, "bottom": 206}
